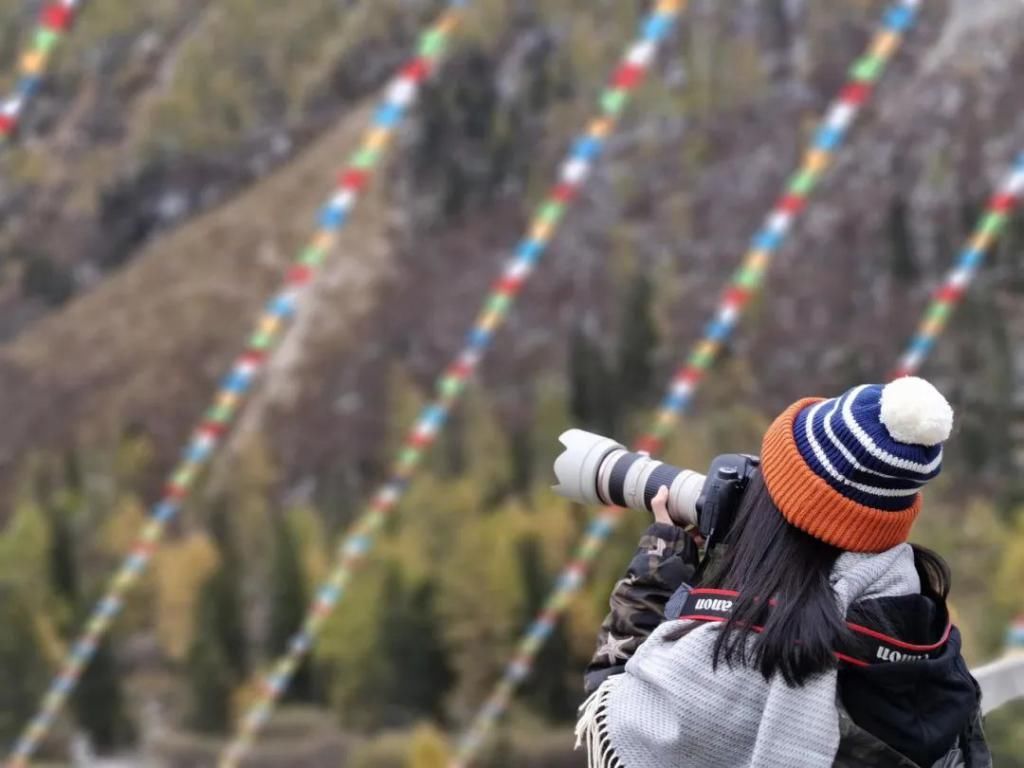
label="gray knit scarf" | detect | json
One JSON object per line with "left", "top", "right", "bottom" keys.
{"left": 576, "top": 544, "right": 921, "bottom": 768}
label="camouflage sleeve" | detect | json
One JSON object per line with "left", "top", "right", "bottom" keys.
{"left": 584, "top": 523, "right": 699, "bottom": 694}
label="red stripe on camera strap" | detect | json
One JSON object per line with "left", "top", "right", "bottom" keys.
{"left": 677, "top": 588, "right": 951, "bottom": 667}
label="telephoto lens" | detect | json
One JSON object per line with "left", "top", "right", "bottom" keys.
{"left": 552, "top": 429, "right": 706, "bottom": 527}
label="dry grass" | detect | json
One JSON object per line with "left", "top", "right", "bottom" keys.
{"left": 0, "top": 96, "right": 395, "bottom": 463}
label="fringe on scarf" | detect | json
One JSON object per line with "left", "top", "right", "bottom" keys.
{"left": 575, "top": 676, "right": 626, "bottom": 768}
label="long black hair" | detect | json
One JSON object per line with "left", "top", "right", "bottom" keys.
{"left": 666, "top": 471, "right": 951, "bottom": 687}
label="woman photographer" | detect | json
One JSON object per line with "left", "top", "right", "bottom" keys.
{"left": 577, "top": 378, "right": 991, "bottom": 767}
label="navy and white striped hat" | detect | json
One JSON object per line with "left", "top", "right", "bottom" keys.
{"left": 761, "top": 377, "right": 954, "bottom": 552}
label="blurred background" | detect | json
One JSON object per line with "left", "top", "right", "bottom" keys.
{"left": 0, "top": 0, "right": 1023, "bottom": 765}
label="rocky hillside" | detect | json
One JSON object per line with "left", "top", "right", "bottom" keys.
{"left": 1, "top": 0, "right": 1023, "bottom": 500}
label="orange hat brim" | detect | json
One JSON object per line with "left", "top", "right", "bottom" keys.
{"left": 761, "top": 398, "right": 921, "bottom": 553}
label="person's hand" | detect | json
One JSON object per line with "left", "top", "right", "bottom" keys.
{"left": 651, "top": 485, "right": 673, "bottom": 525}
{"left": 652, "top": 485, "right": 705, "bottom": 545}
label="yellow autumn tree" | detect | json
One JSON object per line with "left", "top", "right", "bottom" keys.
{"left": 0, "top": 492, "right": 51, "bottom": 602}
{"left": 222, "top": 435, "right": 278, "bottom": 574}
{"left": 286, "top": 504, "right": 329, "bottom": 588}
{"left": 97, "top": 493, "right": 158, "bottom": 634}
{"left": 315, "top": 563, "right": 390, "bottom": 729}
{"left": 0, "top": 487, "right": 65, "bottom": 664}
{"left": 437, "top": 495, "right": 534, "bottom": 719}
{"left": 407, "top": 723, "right": 450, "bottom": 768}
{"left": 152, "top": 531, "right": 220, "bottom": 660}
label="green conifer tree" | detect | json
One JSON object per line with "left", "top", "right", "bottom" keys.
{"left": 569, "top": 325, "right": 619, "bottom": 435}
{"left": 887, "top": 195, "right": 917, "bottom": 282}
{"left": 185, "top": 571, "right": 235, "bottom": 734}
{"left": 48, "top": 505, "right": 78, "bottom": 606}
{"left": 323, "top": 566, "right": 452, "bottom": 729}
{"left": 21, "top": 460, "right": 135, "bottom": 752}
{"left": 207, "top": 500, "right": 249, "bottom": 681}
{"left": 516, "top": 536, "right": 575, "bottom": 721}
{"left": 72, "top": 640, "right": 134, "bottom": 751}
{"left": 616, "top": 270, "right": 659, "bottom": 413}
{"left": 507, "top": 426, "right": 534, "bottom": 502}
{"left": 377, "top": 574, "right": 453, "bottom": 725}
{"left": 267, "top": 514, "right": 316, "bottom": 703}
{"left": 0, "top": 586, "right": 49, "bottom": 747}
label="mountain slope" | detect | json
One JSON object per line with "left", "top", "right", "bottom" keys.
{"left": 0, "top": 0, "right": 1022, "bottom": 498}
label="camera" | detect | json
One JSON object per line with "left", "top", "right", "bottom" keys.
{"left": 552, "top": 429, "right": 760, "bottom": 548}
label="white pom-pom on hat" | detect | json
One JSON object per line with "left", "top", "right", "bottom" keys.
{"left": 879, "top": 376, "right": 954, "bottom": 447}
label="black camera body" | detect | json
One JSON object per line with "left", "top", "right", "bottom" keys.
{"left": 695, "top": 453, "right": 761, "bottom": 550}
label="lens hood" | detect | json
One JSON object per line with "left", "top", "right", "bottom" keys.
{"left": 552, "top": 429, "right": 625, "bottom": 507}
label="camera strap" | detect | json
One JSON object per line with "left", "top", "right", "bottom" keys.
{"left": 677, "top": 588, "right": 952, "bottom": 667}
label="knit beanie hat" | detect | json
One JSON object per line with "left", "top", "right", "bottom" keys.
{"left": 761, "top": 376, "right": 953, "bottom": 553}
